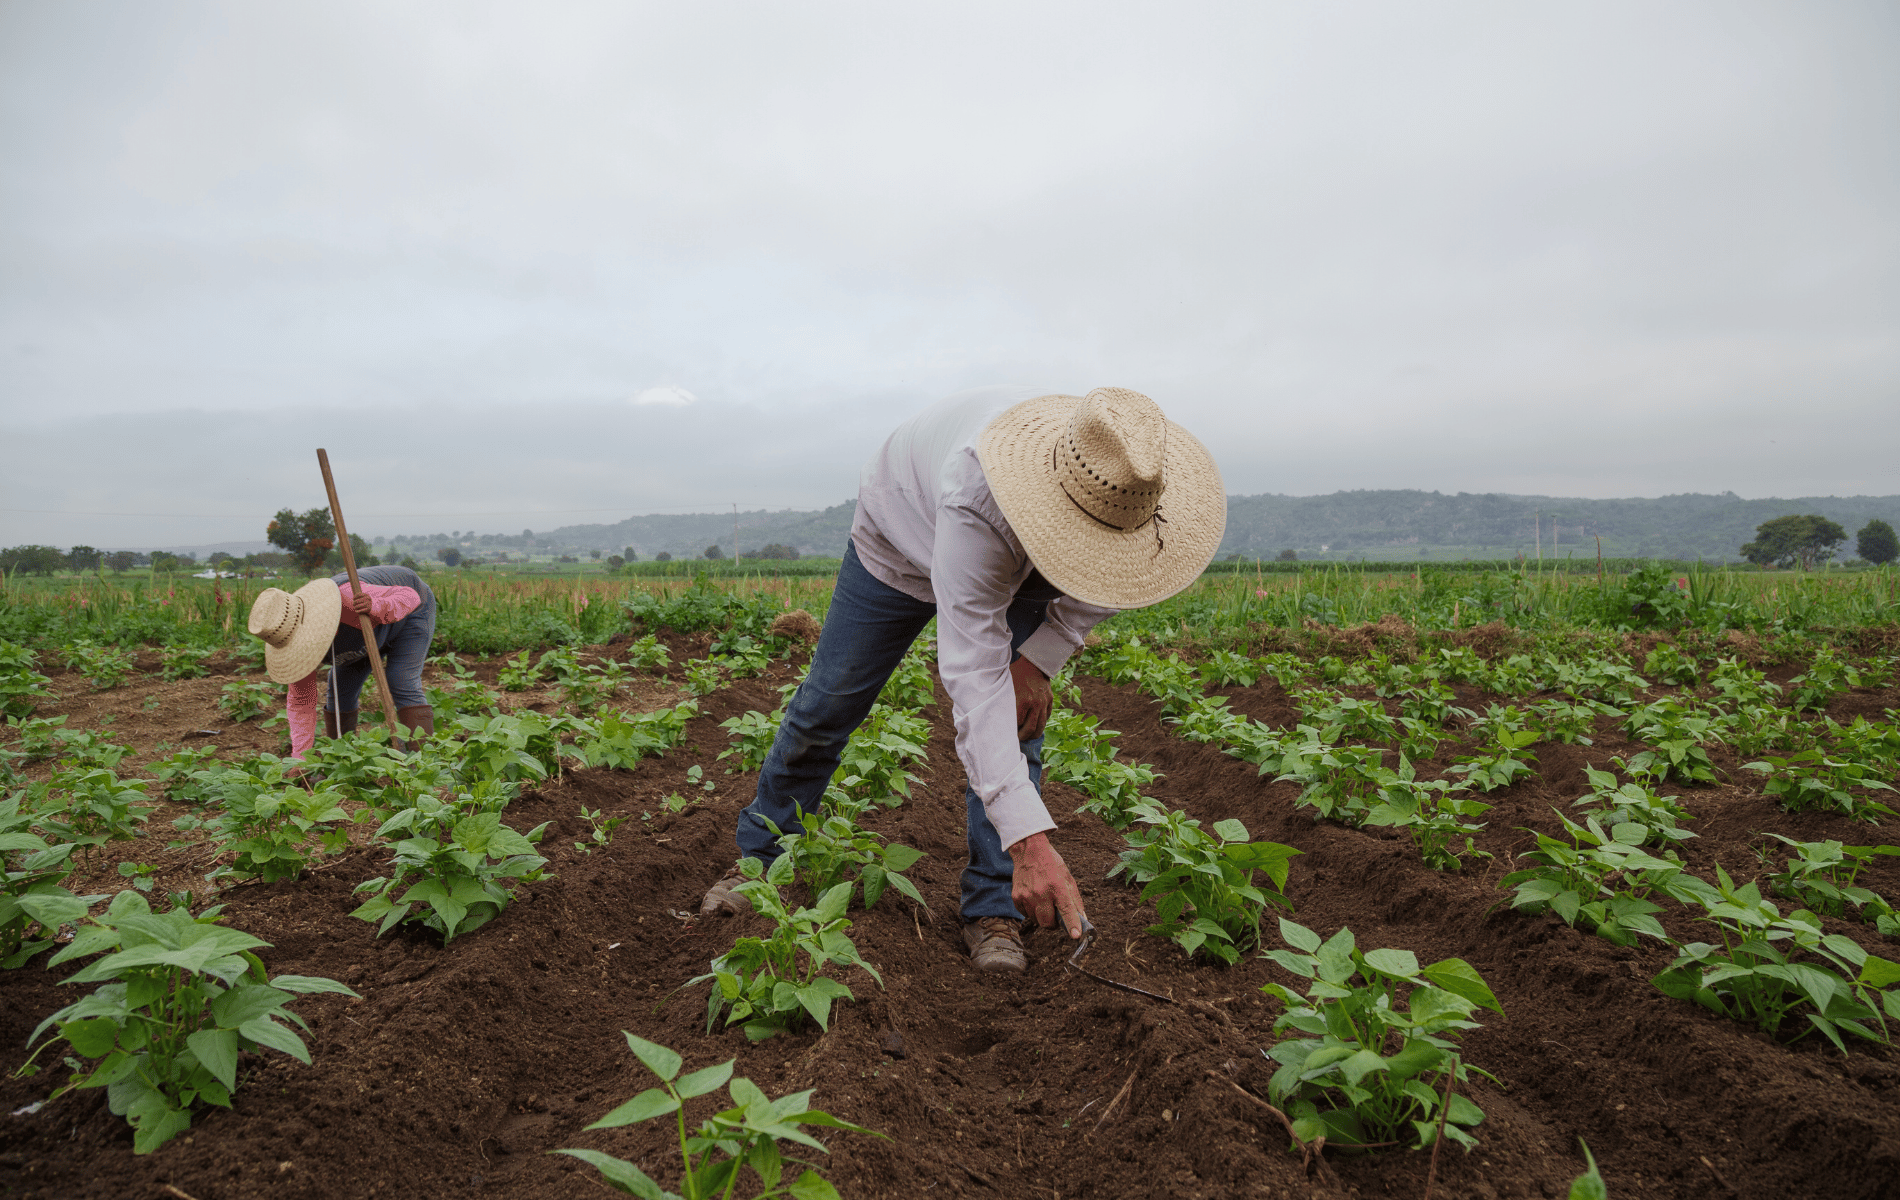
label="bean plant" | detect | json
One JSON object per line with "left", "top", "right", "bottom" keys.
{"left": 1499, "top": 814, "right": 1713, "bottom": 946}
{"left": 350, "top": 801, "right": 550, "bottom": 942}
{"left": 1652, "top": 866, "right": 1900, "bottom": 1053}
{"left": 14, "top": 892, "right": 357, "bottom": 1153}
{"left": 1744, "top": 750, "right": 1897, "bottom": 823}
{"left": 1, "top": 795, "right": 96, "bottom": 968}
{"left": 764, "top": 791, "right": 928, "bottom": 912}
{"left": 1110, "top": 808, "right": 1297, "bottom": 963}
{"left": 828, "top": 704, "right": 929, "bottom": 806}
{"left": 1446, "top": 727, "right": 1539, "bottom": 793}
{"left": 1260, "top": 920, "right": 1503, "bottom": 1152}
{"left": 692, "top": 856, "right": 882, "bottom": 1042}
{"left": 61, "top": 639, "right": 137, "bottom": 690}
{"left": 1570, "top": 766, "right": 1696, "bottom": 846}
{"left": 171, "top": 757, "right": 350, "bottom": 884}
{"left": 1757, "top": 834, "right": 1900, "bottom": 934}
{"left": 555, "top": 1033, "right": 878, "bottom": 1200}
{"left": 0, "top": 640, "right": 56, "bottom": 719}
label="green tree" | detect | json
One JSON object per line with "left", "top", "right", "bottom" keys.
{"left": 436, "top": 546, "right": 463, "bottom": 568}
{"left": 266, "top": 508, "right": 336, "bottom": 575}
{"left": 740, "top": 543, "right": 800, "bottom": 560}
{"left": 1857, "top": 519, "right": 1898, "bottom": 566}
{"left": 322, "top": 533, "right": 375, "bottom": 572}
{"left": 0, "top": 545, "right": 66, "bottom": 575}
{"left": 1741, "top": 515, "right": 1848, "bottom": 570}
{"left": 703, "top": 544, "right": 725, "bottom": 560}
{"left": 66, "top": 545, "right": 101, "bottom": 572}
{"left": 105, "top": 551, "right": 136, "bottom": 574}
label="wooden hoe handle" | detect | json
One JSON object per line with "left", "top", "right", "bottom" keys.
{"left": 316, "top": 449, "right": 402, "bottom": 735}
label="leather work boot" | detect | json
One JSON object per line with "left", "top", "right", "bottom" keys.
{"left": 699, "top": 865, "right": 753, "bottom": 919}
{"left": 395, "top": 705, "right": 436, "bottom": 752}
{"left": 962, "top": 917, "right": 1026, "bottom": 974}
{"left": 323, "top": 709, "right": 360, "bottom": 739}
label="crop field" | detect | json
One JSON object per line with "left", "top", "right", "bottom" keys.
{"left": 2, "top": 566, "right": 1898, "bottom": 1199}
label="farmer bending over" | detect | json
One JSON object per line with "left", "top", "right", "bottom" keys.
{"left": 700, "top": 386, "right": 1224, "bottom": 972}
{"left": 245, "top": 564, "right": 440, "bottom": 756}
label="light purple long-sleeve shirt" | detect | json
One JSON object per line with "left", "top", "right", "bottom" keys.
{"left": 850, "top": 386, "right": 1119, "bottom": 851}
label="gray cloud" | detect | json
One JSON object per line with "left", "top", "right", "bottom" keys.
{"left": 3, "top": 1, "right": 1897, "bottom": 547}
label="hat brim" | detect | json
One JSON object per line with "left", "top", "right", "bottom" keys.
{"left": 262, "top": 578, "right": 342, "bottom": 684}
{"left": 978, "top": 393, "right": 1226, "bottom": 610}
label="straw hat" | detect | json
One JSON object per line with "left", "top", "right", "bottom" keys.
{"left": 247, "top": 579, "right": 341, "bottom": 684}
{"left": 977, "top": 387, "right": 1225, "bottom": 610}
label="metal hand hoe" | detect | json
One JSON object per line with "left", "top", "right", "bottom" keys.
{"left": 1064, "top": 918, "right": 1174, "bottom": 1004}
{"left": 316, "top": 449, "right": 401, "bottom": 737}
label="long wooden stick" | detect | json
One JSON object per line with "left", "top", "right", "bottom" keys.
{"left": 316, "top": 449, "right": 401, "bottom": 734}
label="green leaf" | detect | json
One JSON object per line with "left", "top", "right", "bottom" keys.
{"left": 621, "top": 1032, "right": 683, "bottom": 1081}
{"left": 1212, "top": 818, "right": 1250, "bottom": 843}
{"left": 549, "top": 1148, "right": 678, "bottom": 1200}
{"left": 814, "top": 882, "right": 853, "bottom": 924}
{"left": 1336, "top": 1048, "right": 1387, "bottom": 1087}
{"left": 238, "top": 1016, "right": 310, "bottom": 1063}
{"left": 796, "top": 985, "right": 837, "bottom": 1030}
{"left": 1568, "top": 1139, "right": 1608, "bottom": 1200}
{"left": 1420, "top": 958, "right": 1504, "bottom": 1015}
{"left": 61, "top": 1017, "right": 119, "bottom": 1058}
{"left": 1362, "top": 948, "right": 1420, "bottom": 979}
{"left": 588, "top": 1087, "right": 681, "bottom": 1128}
{"left": 1314, "top": 927, "right": 1357, "bottom": 985}
{"left": 210, "top": 984, "right": 293, "bottom": 1030}
{"left": 882, "top": 844, "right": 925, "bottom": 872}
{"left": 130, "top": 1105, "right": 193, "bottom": 1155}
{"left": 1279, "top": 919, "right": 1322, "bottom": 953}
{"left": 186, "top": 1028, "right": 240, "bottom": 1092}
{"left": 1384, "top": 1038, "right": 1445, "bottom": 1081}
{"left": 1858, "top": 955, "right": 1900, "bottom": 990}
{"left": 673, "top": 1060, "right": 735, "bottom": 1100}
{"left": 16, "top": 891, "right": 94, "bottom": 928}
{"left": 788, "top": 1170, "right": 843, "bottom": 1200}
{"left": 267, "top": 974, "right": 360, "bottom": 997}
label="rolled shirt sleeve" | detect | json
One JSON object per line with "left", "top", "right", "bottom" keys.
{"left": 337, "top": 582, "right": 421, "bottom": 628}
{"left": 286, "top": 671, "right": 323, "bottom": 759}
{"left": 1016, "top": 596, "right": 1116, "bottom": 680}
{"left": 931, "top": 497, "right": 1116, "bottom": 851}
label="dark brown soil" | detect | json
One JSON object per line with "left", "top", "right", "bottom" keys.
{"left": 3, "top": 646, "right": 1898, "bottom": 1200}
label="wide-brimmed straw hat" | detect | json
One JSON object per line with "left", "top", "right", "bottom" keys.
{"left": 247, "top": 579, "right": 341, "bottom": 684}
{"left": 977, "top": 387, "right": 1225, "bottom": 610}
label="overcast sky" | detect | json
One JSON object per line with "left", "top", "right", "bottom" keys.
{"left": 3, "top": 1, "right": 1897, "bottom": 549}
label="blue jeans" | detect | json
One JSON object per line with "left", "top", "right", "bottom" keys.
{"left": 736, "top": 540, "right": 1051, "bottom": 922}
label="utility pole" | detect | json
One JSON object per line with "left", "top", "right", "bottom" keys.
{"left": 732, "top": 503, "right": 739, "bottom": 565}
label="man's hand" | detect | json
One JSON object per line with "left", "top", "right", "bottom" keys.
{"left": 1008, "top": 831, "right": 1087, "bottom": 938}
{"left": 349, "top": 591, "right": 373, "bottom": 618}
{"left": 1010, "top": 655, "right": 1052, "bottom": 741}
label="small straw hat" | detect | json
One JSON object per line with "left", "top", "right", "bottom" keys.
{"left": 247, "top": 579, "right": 341, "bottom": 684}
{"left": 978, "top": 387, "right": 1226, "bottom": 610}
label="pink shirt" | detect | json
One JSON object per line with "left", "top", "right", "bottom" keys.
{"left": 285, "top": 581, "right": 423, "bottom": 758}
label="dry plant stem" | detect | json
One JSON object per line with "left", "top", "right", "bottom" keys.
{"left": 316, "top": 447, "right": 400, "bottom": 729}
{"left": 1205, "top": 1071, "right": 1341, "bottom": 1185}
{"left": 1094, "top": 1070, "right": 1139, "bottom": 1131}
{"left": 1420, "top": 1064, "right": 1456, "bottom": 1200}
{"left": 1699, "top": 1155, "right": 1740, "bottom": 1198}
{"left": 163, "top": 1186, "right": 206, "bottom": 1200}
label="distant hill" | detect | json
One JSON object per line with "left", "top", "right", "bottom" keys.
{"left": 380, "top": 491, "right": 1900, "bottom": 564}
{"left": 1220, "top": 491, "right": 1900, "bottom": 562}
